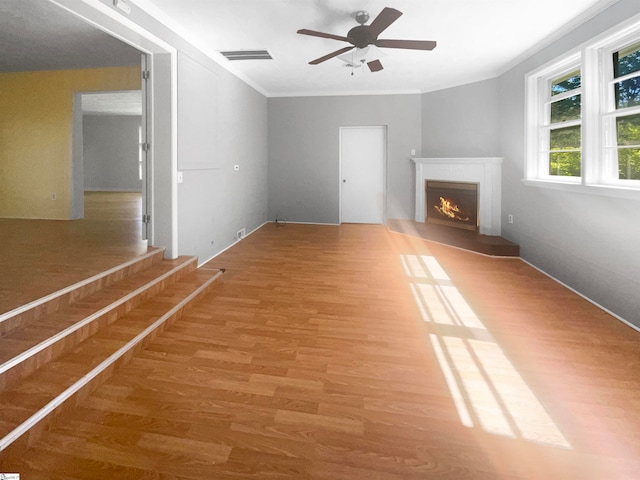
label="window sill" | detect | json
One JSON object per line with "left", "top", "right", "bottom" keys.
{"left": 522, "top": 179, "right": 640, "bottom": 200}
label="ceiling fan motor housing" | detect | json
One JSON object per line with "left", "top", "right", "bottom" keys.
{"left": 347, "top": 25, "right": 376, "bottom": 48}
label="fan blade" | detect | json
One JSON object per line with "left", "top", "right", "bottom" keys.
{"left": 297, "top": 29, "right": 351, "bottom": 43}
{"left": 368, "top": 59, "right": 384, "bottom": 72}
{"left": 368, "top": 7, "right": 402, "bottom": 38}
{"left": 376, "top": 39, "right": 437, "bottom": 50}
{"left": 309, "top": 46, "right": 355, "bottom": 65}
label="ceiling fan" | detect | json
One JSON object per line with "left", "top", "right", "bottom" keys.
{"left": 297, "top": 7, "right": 436, "bottom": 72}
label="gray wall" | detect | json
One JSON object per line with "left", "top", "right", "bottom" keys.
{"left": 177, "top": 58, "right": 268, "bottom": 264}
{"left": 421, "top": 78, "right": 501, "bottom": 157}
{"left": 72, "top": 0, "right": 270, "bottom": 263}
{"left": 67, "top": 0, "right": 640, "bottom": 326}
{"left": 268, "top": 94, "right": 422, "bottom": 223}
{"left": 498, "top": 0, "right": 640, "bottom": 326}
{"left": 83, "top": 115, "right": 142, "bottom": 192}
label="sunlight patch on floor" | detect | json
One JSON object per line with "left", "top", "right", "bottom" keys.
{"left": 403, "top": 254, "right": 571, "bottom": 449}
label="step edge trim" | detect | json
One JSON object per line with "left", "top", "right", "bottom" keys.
{"left": 0, "top": 248, "right": 166, "bottom": 325}
{"left": 0, "top": 256, "right": 197, "bottom": 376}
{"left": 0, "top": 269, "right": 222, "bottom": 452}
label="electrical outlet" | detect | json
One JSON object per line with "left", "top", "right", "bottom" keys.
{"left": 51, "top": 193, "right": 57, "bottom": 201}
{"left": 508, "top": 214, "right": 514, "bottom": 224}
{"left": 236, "top": 228, "right": 246, "bottom": 240}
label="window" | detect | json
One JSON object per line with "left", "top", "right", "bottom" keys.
{"left": 525, "top": 15, "right": 640, "bottom": 196}
{"left": 526, "top": 53, "right": 582, "bottom": 183}
{"left": 606, "top": 41, "right": 640, "bottom": 181}
{"left": 548, "top": 69, "right": 582, "bottom": 177}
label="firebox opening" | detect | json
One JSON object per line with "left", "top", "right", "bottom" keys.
{"left": 426, "top": 180, "right": 478, "bottom": 232}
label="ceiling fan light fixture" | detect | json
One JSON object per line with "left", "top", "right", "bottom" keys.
{"left": 337, "top": 45, "right": 384, "bottom": 65}
{"left": 338, "top": 46, "right": 386, "bottom": 74}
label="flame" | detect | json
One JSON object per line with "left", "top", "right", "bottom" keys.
{"left": 435, "top": 196, "right": 469, "bottom": 222}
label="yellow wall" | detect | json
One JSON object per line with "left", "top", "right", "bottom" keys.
{"left": 0, "top": 66, "right": 141, "bottom": 219}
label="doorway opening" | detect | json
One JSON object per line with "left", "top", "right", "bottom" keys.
{"left": 73, "top": 88, "right": 148, "bottom": 240}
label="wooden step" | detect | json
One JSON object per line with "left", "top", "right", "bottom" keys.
{"left": 0, "top": 255, "right": 199, "bottom": 392}
{"left": 0, "top": 247, "right": 166, "bottom": 338}
{"left": 0, "top": 262, "right": 223, "bottom": 460}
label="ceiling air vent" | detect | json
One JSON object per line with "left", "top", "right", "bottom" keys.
{"left": 220, "top": 50, "right": 272, "bottom": 61}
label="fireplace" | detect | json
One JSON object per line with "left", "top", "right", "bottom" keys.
{"left": 411, "top": 157, "right": 503, "bottom": 236}
{"left": 426, "top": 181, "right": 478, "bottom": 231}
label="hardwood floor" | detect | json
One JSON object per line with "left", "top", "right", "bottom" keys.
{"left": 0, "top": 192, "right": 149, "bottom": 315}
{"left": 2, "top": 222, "right": 639, "bottom": 479}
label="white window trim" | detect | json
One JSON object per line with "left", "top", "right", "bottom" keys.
{"left": 599, "top": 36, "right": 640, "bottom": 188}
{"left": 524, "top": 11, "right": 640, "bottom": 200}
{"left": 525, "top": 52, "right": 582, "bottom": 182}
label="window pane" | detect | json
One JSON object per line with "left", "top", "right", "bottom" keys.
{"left": 615, "top": 78, "right": 640, "bottom": 109}
{"left": 613, "top": 41, "right": 640, "bottom": 78}
{"left": 617, "top": 113, "right": 640, "bottom": 146}
{"left": 550, "top": 94, "right": 581, "bottom": 123}
{"left": 618, "top": 148, "right": 640, "bottom": 180}
{"left": 551, "top": 70, "right": 581, "bottom": 96}
{"left": 549, "top": 152, "right": 581, "bottom": 176}
{"left": 550, "top": 125, "right": 581, "bottom": 150}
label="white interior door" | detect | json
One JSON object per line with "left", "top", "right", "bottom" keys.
{"left": 340, "top": 126, "right": 386, "bottom": 224}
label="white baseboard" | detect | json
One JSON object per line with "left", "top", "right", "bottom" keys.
{"left": 520, "top": 258, "right": 640, "bottom": 334}
{"left": 270, "top": 220, "right": 340, "bottom": 226}
{"left": 0, "top": 215, "right": 71, "bottom": 220}
{"left": 198, "top": 221, "right": 269, "bottom": 267}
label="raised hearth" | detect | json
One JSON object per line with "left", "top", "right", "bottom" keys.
{"left": 387, "top": 219, "right": 519, "bottom": 257}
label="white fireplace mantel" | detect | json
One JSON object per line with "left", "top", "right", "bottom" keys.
{"left": 411, "top": 157, "right": 503, "bottom": 236}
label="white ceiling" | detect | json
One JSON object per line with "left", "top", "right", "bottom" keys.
{"left": 0, "top": 0, "right": 141, "bottom": 73}
{"left": 0, "top": 0, "right": 618, "bottom": 98}
{"left": 132, "top": 0, "right": 617, "bottom": 97}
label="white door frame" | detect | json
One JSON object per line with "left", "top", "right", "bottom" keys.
{"left": 140, "top": 55, "right": 150, "bottom": 241}
{"left": 51, "top": 0, "right": 178, "bottom": 257}
{"left": 339, "top": 126, "right": 387, "bottom": 224}
{"left": 71, "top": 89, "right": 145, "bottom": 225}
